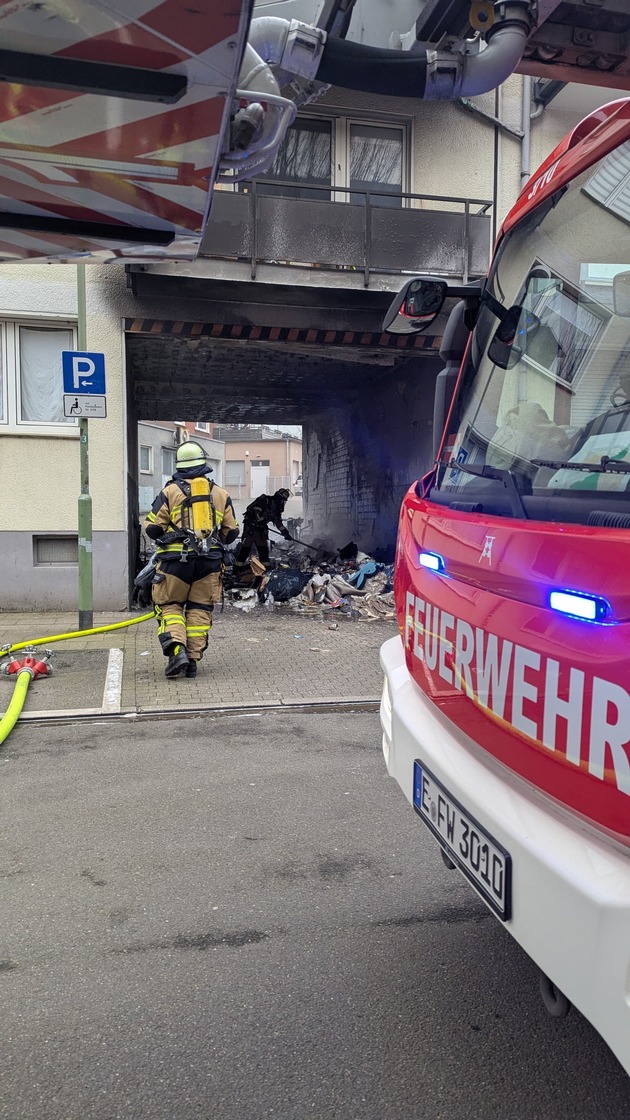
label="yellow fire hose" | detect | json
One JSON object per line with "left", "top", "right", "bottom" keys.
{"left": 0, "top": 668, "right": 33, "bottom": 745}
{"left": 0, "top": 611, "right": 155, "bottom": 745}
{"left": 3, "top": 610, "right": 155, "bottom": 656}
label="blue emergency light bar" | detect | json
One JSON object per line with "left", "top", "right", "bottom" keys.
{"left": 419, "top": 551, "right": 445, "bottom": 572}
{"left": 549, "top": 589, "right": 611, "bottom": 622}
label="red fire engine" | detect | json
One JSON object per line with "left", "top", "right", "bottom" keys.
{"left": 380, "top": 95, "right": 630, "bottom": 1074}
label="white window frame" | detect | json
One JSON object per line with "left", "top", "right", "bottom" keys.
{"left": 234, "top": 112, "right": 411, "bottom": 204}
{"left": 161, "top": 446, "right": 176, "bottom": 488}
{"left": 139, "top": 444, "right": 153, "bottom": 474}
{"left": 195, "top": 422, "right": 210, "bottom": 433}
{"left": 333, "top": 116, "right": 409, "bottom": 204}
{"left": 0, "top": 316, "right": 78, "bottom": 435}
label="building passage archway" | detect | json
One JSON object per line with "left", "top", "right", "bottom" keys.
{"left": 124, "top": 286, "right": 447, "bottom": 559}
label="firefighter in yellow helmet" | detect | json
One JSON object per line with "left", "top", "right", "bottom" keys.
{"left": 143, "top": 441, "right": 239, "bottom": 678}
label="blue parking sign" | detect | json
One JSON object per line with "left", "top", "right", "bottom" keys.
{"left": 62, "top": 350, "right": 106, "bottom": 395}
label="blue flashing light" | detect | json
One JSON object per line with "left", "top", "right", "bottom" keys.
{"left": 419, "top": 551, "right": 445, "bottom": 573}
{"left": 549, "top": 589, "right": 611, "bottom": 622}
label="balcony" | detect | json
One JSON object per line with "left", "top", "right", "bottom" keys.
{"left": 200, "top": 182, "right": 492, "bottom": 289}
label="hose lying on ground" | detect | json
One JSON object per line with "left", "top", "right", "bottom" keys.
{"left": 0, "top": 612, "right": 156, "bottom": 746}
{"left": 0, "top": 669, "right": 33, "bottom": 745}
{"left": 3, "top": 611, "right": 155, "bottom": 656}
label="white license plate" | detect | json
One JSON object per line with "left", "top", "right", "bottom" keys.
{"left": 413, "top": 761, "right": 512, "bottom": 921}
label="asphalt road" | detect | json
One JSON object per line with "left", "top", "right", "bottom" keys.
{"left": 1, "top": 711, "right": 629, "bottom": 1119}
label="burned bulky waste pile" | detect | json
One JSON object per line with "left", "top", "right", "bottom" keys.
{"left": 222, "top": 535, "right": 396, "bottom": 622}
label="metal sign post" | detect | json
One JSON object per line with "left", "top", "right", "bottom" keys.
{"left": 77, "top": 265, "right": 92, "bottom": 630}
{"left": 62, "top": 299, "right": 107, "bottom": 631}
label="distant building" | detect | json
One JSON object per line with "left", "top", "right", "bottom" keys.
{"left": 214, "top": 425, "right": 302, "bottom": 500}
{"left": 138, "top": 421, "right": 225, "bottom": 515}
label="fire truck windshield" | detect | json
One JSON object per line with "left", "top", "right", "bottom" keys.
{"left": 433, "top": 137, "right": 630, "bottom": 525}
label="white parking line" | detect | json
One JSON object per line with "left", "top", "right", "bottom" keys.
{"left": 101, "top": 648, "right": 124, "bottom": 713}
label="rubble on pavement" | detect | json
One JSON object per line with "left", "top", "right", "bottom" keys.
{"left": 223, "top": 533, "right": 396, "bottom": 622}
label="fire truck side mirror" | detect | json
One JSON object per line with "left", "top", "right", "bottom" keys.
{"left": 383, "top": 277, "right": 448, "bottom": 335}
{"left": 613, "top": 270, "right": 630, "bottom": 317}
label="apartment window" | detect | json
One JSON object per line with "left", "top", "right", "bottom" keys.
{"left": 0, "top": 320, "right": 76, "bottom": 431}
{"left": 254, "top": 116, "right": 407, "bottom": 205}
{"left": 195, "top": 422, "right": 210, "bottom": 433}
{"left": 139, "top": 445, "right": 153, "bottom": 474}
{"left": 33, "top": 535, "right": 78, "bottom": 566}
{"left": 19, "top": 325, "right": 74, "bottom": 423}
{"left": 348, "top": 123, "right": 404, "bottom": 207}
{"left": 161, "top": 447, "right": 176, "bottom": 487}
{"left": 257, "top": 118, "right": 332, "bottom": 200}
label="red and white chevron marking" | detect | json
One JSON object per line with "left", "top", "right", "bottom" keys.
{"left": 0, "top": 0, "right": 250, "bottom": 261}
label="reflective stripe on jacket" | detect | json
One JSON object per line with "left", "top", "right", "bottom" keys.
{"left": 144, "top": 478, "right": 239, "bottom": 556}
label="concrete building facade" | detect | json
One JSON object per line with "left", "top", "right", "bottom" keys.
{"left": 0, "top": 264, "right": 129, "bottom": 611}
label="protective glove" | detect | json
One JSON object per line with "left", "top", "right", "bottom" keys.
{"left": 282, "top": 529, "right": 291, "bottom": 541}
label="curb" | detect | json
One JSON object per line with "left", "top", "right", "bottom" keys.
{"left": 14, "top": 697, "right": 381, "bottom": 728}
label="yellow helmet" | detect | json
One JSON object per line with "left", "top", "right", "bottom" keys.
{"left": 176, "top": 441, "right": 207, "bottom": 469}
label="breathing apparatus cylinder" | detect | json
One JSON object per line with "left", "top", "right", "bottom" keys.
{"left": 188, "top": 477, "right": 214, "bottom": 538}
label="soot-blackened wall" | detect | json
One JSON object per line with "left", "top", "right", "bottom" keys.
{"left": 302, "top": 356, "right": 441, "bottom": 557}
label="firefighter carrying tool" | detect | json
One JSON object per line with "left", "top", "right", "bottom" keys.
{"left": 233, "top": 489, "right": 291, "bottom": 572}
{"left": 144, "top": 442, "right": 239, "bottom": 678}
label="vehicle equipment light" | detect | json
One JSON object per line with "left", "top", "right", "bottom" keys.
{"left": 549, "top": 589, "right": 611, "bottom": 622}
{"left": 419, "top": 551, "right": 445, "bottom": 572}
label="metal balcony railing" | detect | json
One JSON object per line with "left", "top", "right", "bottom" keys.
{"left": 201, "top": 181, "right": 492, "bottom": 287}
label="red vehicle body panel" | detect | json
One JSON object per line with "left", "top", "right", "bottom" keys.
{"left": 397, "top": 97, "right": 630, "bottom": 844}
{"left": 396, "top": 494, "right": 630, "bottom": 842}
{"left": 502, "top": 98, "right": 630, "bottom": 240}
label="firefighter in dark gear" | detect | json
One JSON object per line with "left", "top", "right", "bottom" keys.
{"left": 233, "top": 488, "right": 291, "bottom": 572}
{"left": 143, "top": 441, "right": 239, "bottom": 678}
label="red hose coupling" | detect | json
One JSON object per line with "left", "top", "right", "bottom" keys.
{"left": 5, "top": 657, "right": 24, "bottom": 675}
{"left": 20, "top": 655, "right": 51, "bottom": 679}
{"left": 32, "top": 658, "right": 52, "bottom": 679}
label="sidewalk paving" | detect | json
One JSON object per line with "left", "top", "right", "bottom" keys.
{"left": 0, "top": 602, "right": 398, "bottom": 720}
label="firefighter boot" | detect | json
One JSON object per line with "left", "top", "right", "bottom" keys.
{"left": 185, "top": 660, "right": 197, "bottom": 678}
{"left": 165, "top": 644, "right": 189, "bottom": 678}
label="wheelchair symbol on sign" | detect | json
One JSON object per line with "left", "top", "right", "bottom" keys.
{"left": 69, "top": 397, "right": 82, "bottom": 415}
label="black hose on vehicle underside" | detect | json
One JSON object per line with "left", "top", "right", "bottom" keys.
{"left": 317, "top": 36, "right": 428, "bottom": 98}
